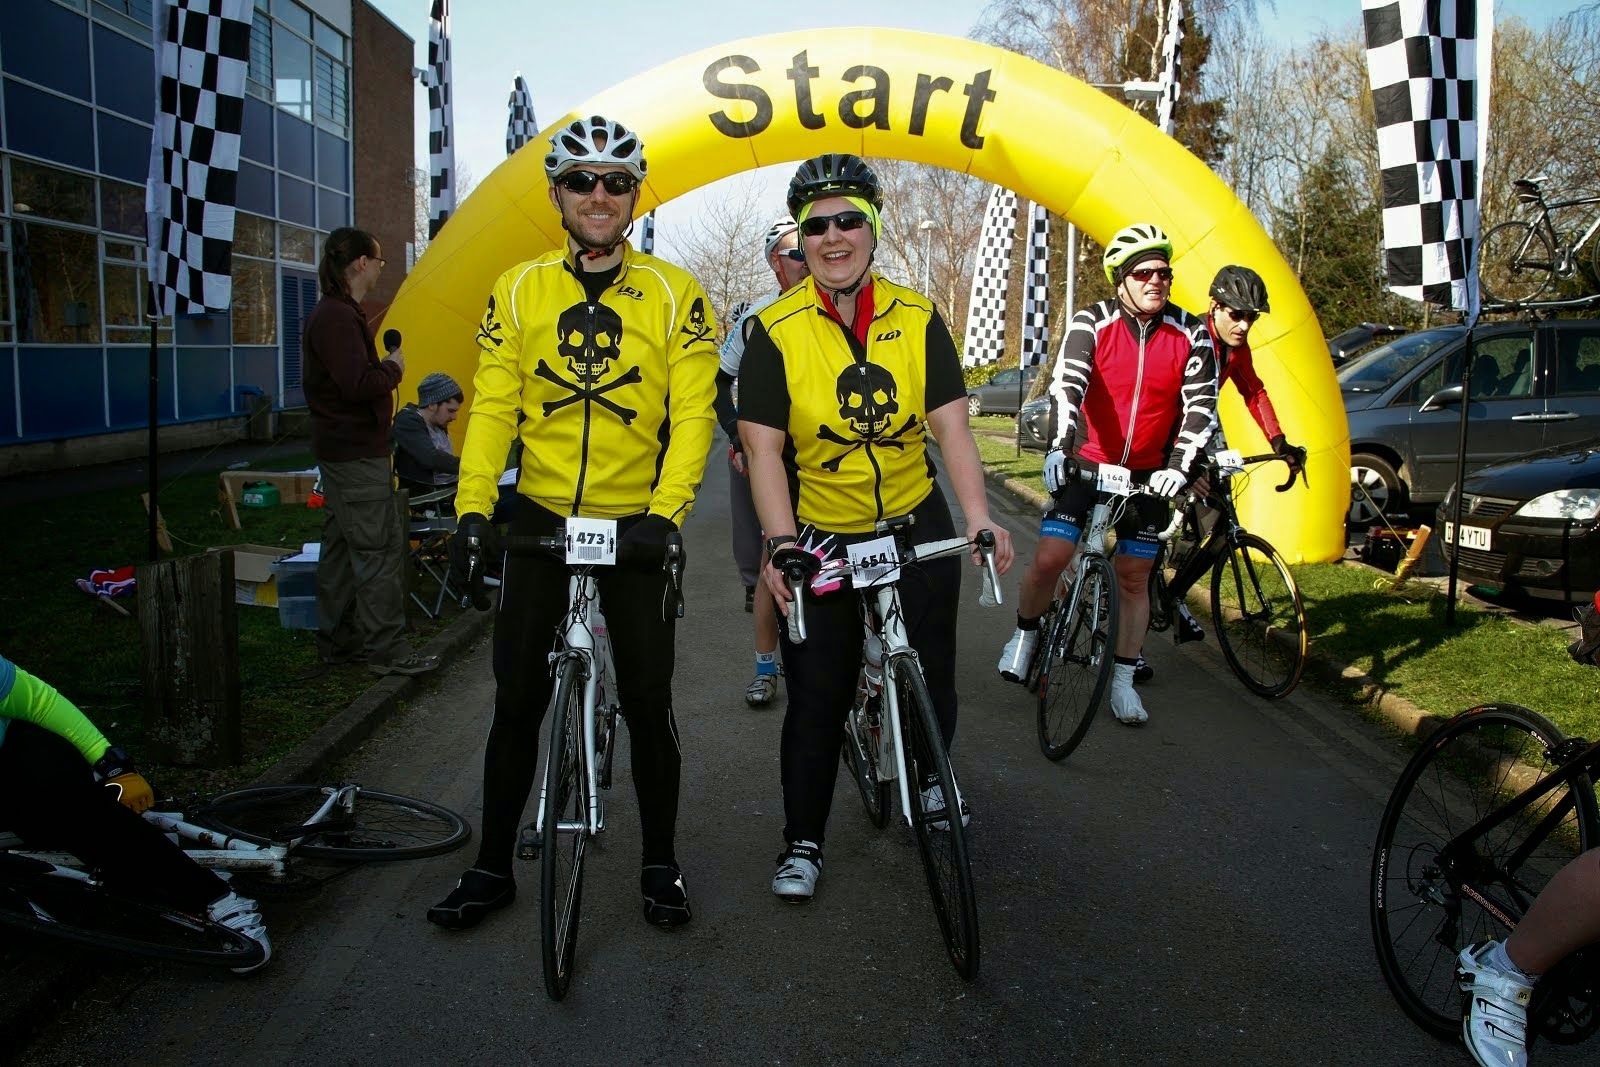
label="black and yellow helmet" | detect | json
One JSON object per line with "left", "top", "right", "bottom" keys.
{"left": 1102, "top": 223, "right": 1173, "bottom": 285}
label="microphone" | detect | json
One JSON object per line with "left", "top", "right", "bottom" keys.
{"left": 382, "top": 328, "right": 402, "bottom": 354}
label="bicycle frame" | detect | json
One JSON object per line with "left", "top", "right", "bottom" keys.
{"left": 534, "top": 571, "right": 616, "bottom": 841}
{"left": 1530, "top": 194, "right": 1600, "bottom": 264}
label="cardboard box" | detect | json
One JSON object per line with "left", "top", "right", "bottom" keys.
{"left": 210, "top": 544, "right": 294, "bottom": 606}
{"left": 218, "top": 469, "right": 318, "bottom": 529}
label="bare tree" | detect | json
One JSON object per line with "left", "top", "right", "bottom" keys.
{"left": 658, "top": 175, "right": 770, "bottom": 337}
{"left": 412, "top": 163, "right": 478, "bottom": 262}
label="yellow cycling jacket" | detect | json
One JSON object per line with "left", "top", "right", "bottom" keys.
{"left": 737, "top": 274, "right": 965, "bottom": 533}
{"left": 456, "top": 244, "right": 719, "bottom": 522}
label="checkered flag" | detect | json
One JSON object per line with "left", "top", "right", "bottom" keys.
{"left": 639, "top": 211, "right": 656, "bottom": 255}
{"left": 143, "top": 0, "right": 251, "bottom": 317}
{"left": 1156, "top": 0, "right": 1184, "bottom": 137}
{"left": 415, "top": 0, "right": 455, "bottom": 240}
{"left": 505, "top": 74, "right": 537, "bottom": 158}
{"left": 962, "top": 185, "right": 1018, "bottom": 368}
{"left": 1363, "top": 0, "right": 1493, "bottom": 318}
{"left": 1020, "top": 203, "right": 1051, "bottom": 368}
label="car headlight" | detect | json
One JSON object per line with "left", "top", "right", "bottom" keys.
{"left": 1513, "top": 488, "right": 1600, "bottom": 521}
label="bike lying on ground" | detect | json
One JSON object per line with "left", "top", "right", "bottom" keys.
{"left": 0, "top": 784, "right": 470, "bottom": 969}
{"left": 777, "top": 518, "right": 1002, "bottom": 981}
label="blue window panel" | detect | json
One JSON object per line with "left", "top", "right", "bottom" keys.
{"left": 238, "top": 162, "right": 274, "bottom": 216}
{"left": 315, "top": 128, "right": 347, "bottom": 191}
{"left": 3, "top": 0, "right": 91, "bottom": 101}
{"left": 92, "top": 23, "right": 153, "bottom": 122}
{"left": 280, "top": 268, "right": 316, "bottom": 407}
{"left": 241, "top": 95, "right": 274, "bottom": 165}
{"left": 0, "top": 349, "right": 16, "bottom": 439}
{"left": 176, "top": 346, "right": 231, "bottom": 419}
{"left": 277, "top": 112, "right": 314, "bottom": 180}
{"left": 317, "top": 188, "right": 348, "bottom": 230}
{"left": 96, "top": 112, "right": 149, "bottom": 183}
{"left": 4, "top": 81, "right": 95, "bottom": 171}
{"left": 278, "top": 176, "right": 314, "bottom": 227}
{"left": 233, "top": 345, "right": 278, "bottom": 407}
{"left": 19, "top": 346, "right": 105, "bottom": 438}
{"left": 107, "top": 345, "right": 175, "bottom": 429}
{"left": 176, "top": 314, "right": 230, "bottom": 346}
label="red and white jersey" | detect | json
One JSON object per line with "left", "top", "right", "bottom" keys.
{"left": 1206, "top": 318, "right": 1283, "bottom": 444}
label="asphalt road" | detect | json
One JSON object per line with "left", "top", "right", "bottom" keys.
{"left": 16, "top": 452, "right": 1588, "bottom": 1066}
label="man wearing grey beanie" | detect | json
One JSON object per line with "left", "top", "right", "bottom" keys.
{"left": 394, "top": 371, "right": 463, "bottom": 496}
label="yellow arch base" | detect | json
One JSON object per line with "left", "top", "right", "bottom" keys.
{"left": 389, "top": 28, "right": 1349, "bottom": 563}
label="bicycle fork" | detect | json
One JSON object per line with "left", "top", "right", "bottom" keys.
{"left": 874, "top": 586, "right": 962, "bottom": 828}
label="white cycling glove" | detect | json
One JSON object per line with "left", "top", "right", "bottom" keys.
{"left": 1147, "top": 468, "right": 1187, "bottom": 499}
{"left": 1042, "top": 448, "right": 1071, "bottom": 494}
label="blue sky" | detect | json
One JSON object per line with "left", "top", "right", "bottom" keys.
{"left": 365, "top": 0, "right": 1582, "bottom": 253}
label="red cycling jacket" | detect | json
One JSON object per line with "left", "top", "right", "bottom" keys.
{"left": 1206, "top": 317, "right": 1283, "bottom": 442}
{"left": 1047, "top": 298, "right": 1217, "bottom": 474}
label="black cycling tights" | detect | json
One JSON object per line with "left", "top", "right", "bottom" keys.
{"left": 474, "top": 503, "right": 681, "bottom": 875}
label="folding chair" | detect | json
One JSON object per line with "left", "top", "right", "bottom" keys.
{"left": 407, "top": 486, "right": 460, "bottom": 619}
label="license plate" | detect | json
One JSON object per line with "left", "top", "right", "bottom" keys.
{"left": 1444, "top": 522, "right": 1491, "bottom": 551}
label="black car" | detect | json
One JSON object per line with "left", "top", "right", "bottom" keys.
{"left": 1438, "top": 435, "right": 1600, "bottom": 605}
{"left": 967, "top": 365, "right": 1040, "bottom": 417}
{"left": 1328, "top": 322, "right": 1409, "bottom": 364}
{"left": 1018, "top": 396, "right": 1053, "bottom": 452}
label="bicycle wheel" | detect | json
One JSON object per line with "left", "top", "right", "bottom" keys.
{"left": 1036, "top": 555, "right": 1118, "bottom": 761}
{"left": 892, "top": 655, "right": 979, "bottom": 981}
{"left": 200, "top": 785, "right": 470, "bottom": 861}
{"left": 1370, "top": 704, "right": 1600, "bottom": 1039}
{"left": 1480, "top": 221, "right": 1554, "bottom": 305}
{"left": 0, "top": 857, "right": 266, "bottom": 969}
{"left": 1210, "top": 533, "right": 1307, "bottom": 699}
{"left": 542, "top": 657, "right": 588, "bottom": 1002}
{"left": 841, "top": 677, "right": 891, "bottom": 829}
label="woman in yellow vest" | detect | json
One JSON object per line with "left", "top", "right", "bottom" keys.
{"left": 738, "top": 154, "right": 1015, "bottom": 902}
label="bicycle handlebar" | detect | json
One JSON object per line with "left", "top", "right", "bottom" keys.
{"left": 466, "top": 526, "right": 687, "bottom": 622}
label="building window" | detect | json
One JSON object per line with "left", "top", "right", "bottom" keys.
{"left": 13, "top": 222, "right": 101, "bottom": 344}
{"left": 273, "top": 22, "right": 312, "bottom": 121}
{"left": 272, "top": 0, "right": 312, "bottom": 37}
{"left": 100, "top": 179, "right": 145, "bottom": 237}
{"left": 232, "top": 258, "right": 277, "bottom": 345}
{"left": 313, "top": 50, "right": 348, "bottom": 133}
{"left": 10, "top": 160, "right": 96, "bottom": 228}
{"left": 235, "top": 212, "right": 274, "bottom": 259}
{"left": 279, "top": 223, "right": 316, "bottom": 264}
{"left": 0, "top": 222, "right": 11, "bottom": 344}
{"left": 247, "top": 10, "right": 273, "bottom": 98}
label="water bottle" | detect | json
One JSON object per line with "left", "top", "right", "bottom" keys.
{"left": 863, "top": 629, "right": 884, "bottom": 695}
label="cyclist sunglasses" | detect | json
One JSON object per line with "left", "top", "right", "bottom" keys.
{"left": 1126, "top": 266, "right": 1174, "bottom": 283}
{"left": 555, "top": 170, "right": 640, "bottom": 196}
{"left": 799, "top": 210, "right": 870, "bottom": 237}
{"left": 1220, "top": 307, "right": 1260, "bottom": 324}
{"left": 780, "top": 248, "right": 807, "bottom": 262}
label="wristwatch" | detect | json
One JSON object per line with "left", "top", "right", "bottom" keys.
{"left": 764, "top": 534, "right": 798, "bottom": 559}
{"left": 93, "top": 744, "right": 133, "bottom": 779}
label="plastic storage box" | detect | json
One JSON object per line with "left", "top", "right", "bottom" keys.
{"left": 271, "top": 556, "right": 320, "bottom": 629}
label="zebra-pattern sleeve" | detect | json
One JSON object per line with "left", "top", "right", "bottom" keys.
{"left": 1167, "top": 312, "right": 1219, "bottom": 474}
{"left": 1047, "top": 306, "right": 1103, "bottom": 451}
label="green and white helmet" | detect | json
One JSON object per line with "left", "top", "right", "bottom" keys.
{"left": 1102, "top": 223, "right": 1173, "bottom": 285}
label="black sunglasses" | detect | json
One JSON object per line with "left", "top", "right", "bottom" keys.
{"left": 556, "top": 170, "right": 640, "bottom": 196}
{"left": 780, "top": 248, "right": 806, "bottom": 263}
{"left": 1220, "top": 306, "right": 1260, "bottom": 324}
{"left": 799, "top": 210, "right": 869, "bottom": 237}
{"left": 1126, "top": 266, "right": 1174, "bottom": 283}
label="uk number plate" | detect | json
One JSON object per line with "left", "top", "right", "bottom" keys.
{"left": 848, "top": 534, "right": 901, "bottom": 588}
{"left": 567, "top": 517, "right": 618, "bottom": 565}
{"left": 1444, "top": 522, "right": 1491, "bottom": 551}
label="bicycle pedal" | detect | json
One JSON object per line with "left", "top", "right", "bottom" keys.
{"left": 517, "top": 826, "right": 542, "bottom": 860}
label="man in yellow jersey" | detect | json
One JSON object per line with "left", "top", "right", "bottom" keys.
{"left": 428, "top": 116, "right": 718, "bottom": 931}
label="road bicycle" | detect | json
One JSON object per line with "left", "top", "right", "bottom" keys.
{"left": 1146, "top": 450, "right": 1308, "bottom": 700}
{"left": 777, "top": 518, "right": 1001, "bottom": 981}
{"left": 492, "top": 522, "right": 684, "bottom": 1001}
{"left": 0, "top": 783, "right": 470, "bottom": 969}
{"left": 1370, "top": 703, "right": 1600, "bottom": 1051}
{"left": 1480, "top": 175, "right": 1600, "bottom": 306}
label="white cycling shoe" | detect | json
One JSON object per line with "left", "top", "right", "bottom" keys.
{"left": 208, "top": 889, "right": 272, "bottom": 974}
{"left": 1108, "top": 663, "right": 1149, "bottom": 725}
{"left": 1458, "top": 941, "right": 1533, "bottom": 1067}
{"left": 997, "top": 628, "right": 1039, "bottom": 684}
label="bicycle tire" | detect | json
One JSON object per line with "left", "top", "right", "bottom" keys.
{"left": 199, "top": 785, "right": 470, "bottom": 861}
{"left": 1210, "top": 533, "right": 1307, "bottom": 699}
{"left": 0, "top": 857, "right": 266, "bottom": 969}
{"left": 893, "top": 654, "right": 979, "bottom": 981}
{"left": 1370, "top": 704, "right": 1600, "bottom": 1039}
{"left": 542, "top": 657, "right": 588, "bottom": 1002}
{"left": 1481, "top": 221, "right": 1554, "bottom": 305}
{"left": 841, "top": 678, "right": 891, "bottom": 829}
{"left": 1146, "top": 543, "right": 1172, "bottom": 633}
{"left": 1036, "top": 555, "right": 1118, "bottom": 761}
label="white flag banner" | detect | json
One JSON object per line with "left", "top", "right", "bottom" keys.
{"left": 145, "top": 0, "right": 251, "bottom": 316}
{"left": 1363, "top": 0, "right": 1493, "bottom": 318}
{"left": 506, "top": 74, "right": 537, "bottom": 158}
{"left": 1156, "top": 0, "right": 1184, "bottom": 137}
{"left": 417, "top": 0, "right": 455, "bottom": 239}
{"left": 1020, "top": 203, "right": 1051, "bottom": 368}
{"left": 962, "top": 185, "right": 1018, "bottom": 368}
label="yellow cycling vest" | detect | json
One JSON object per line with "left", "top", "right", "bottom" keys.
{"left": 740, "top": 275, "right": 961, "bottom": 533}
{"left": 456, "top": 244, "right": 719, "bottom": 522}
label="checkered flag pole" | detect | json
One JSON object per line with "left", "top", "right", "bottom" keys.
{"left": 962, "top": 185, "right": 1018, "bottom": 368}
{"left": 1020, "top": 203, "right": 1051, "bottom": 368}
{"left": 1363, "top": 0, "right": 1493, "bottom": 320}
{"left": 1156, "top": 0, "right": 1184, "bottom": 136}
{"left": 417, "top": 0, "right": 455, "bottom": 240}
{"left": 505, "top": 74, "right": 537, "bottom": 158}
{"left": 143, "top": 0, "right": 251, "bottom": 317}
{"left": 639, "top": 211, "right": 656, "bottom": 255}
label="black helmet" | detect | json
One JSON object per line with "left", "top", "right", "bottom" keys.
{"left": 786, "top": 154, "right": 883, "bottom": 218}
{"left": 1209, "top": 265, "right": 1270, "bottom": 314}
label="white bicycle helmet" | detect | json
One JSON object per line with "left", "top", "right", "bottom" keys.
{"left": 543, "top": 115, "right": 647, "bottom": 180}
{"left": 763, "top": 216, "right": 798, "bottom": 258}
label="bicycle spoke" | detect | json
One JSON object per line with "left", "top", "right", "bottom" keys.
{"left": 1211, "top": 534, "right": 1306, "bottom": 699}
{"left": 542, "top": 659, "right": 588, "bottom": 1001}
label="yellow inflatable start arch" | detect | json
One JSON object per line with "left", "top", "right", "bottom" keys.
{"left": 387, "top": 28, "right": 1349, "bottom": 563}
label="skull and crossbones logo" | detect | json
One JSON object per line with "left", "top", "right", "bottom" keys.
{"left": 817, "top": 362, "right": 920, "bottom": 472}
{"left": 476, "top": 294, "right": 505, "bottom": 349}
{"left": 534, "top": 302, "right": 641, "bottom": 424}
{"left": 679, "top": 297, "right": 714, "bottom": 349}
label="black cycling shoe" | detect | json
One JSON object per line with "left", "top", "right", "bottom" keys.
{"left": 1174, "top": 606, "right": 1206, "bottom": 645}
{"left": 641, "top": 863, "right": 692, "bottom": 927}
{"left": 427, "top": 868, "right": 515, "bottom": 930}
{"left": 1132, "top": 655, "right": 1154, "bottom": 683}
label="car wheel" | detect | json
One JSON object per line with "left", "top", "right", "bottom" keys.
{"left": 1349, "top": 453, "right": 1407, "bottom": 526}
{"left": 967, "top": 394, "right": 982, "bottom": 418}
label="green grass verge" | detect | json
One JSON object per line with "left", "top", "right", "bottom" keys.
{"left": 1, "top": 454, "right": 454, "bottom": 797}
{"left": 970, "top": 422, "right": 1045, "bottom": 497}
